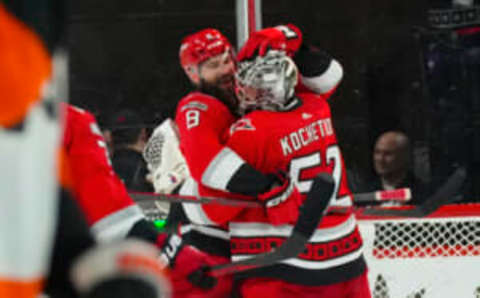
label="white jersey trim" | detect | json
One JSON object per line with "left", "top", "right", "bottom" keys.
{"left": 91, "top": 205, "right": 145, "bottom": 243}
{"left": 229, "top": 214, "right": 356, "bottom": 242}
{"left": 179, "top": 178, "right": 216, "bottom": 225}
{"left": 331, "top": 194, "right": 353, "bottom": 207}
{"left": 201, "top": 147, "right": 245, "bottom": 191}
{"left": 232, "top": 247, "right": 363, "bottom": 270}
{"left": 300, "top": 59, "right": 343, "bottom": 95}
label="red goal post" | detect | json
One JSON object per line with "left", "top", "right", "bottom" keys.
{"left": 356, "top": 203, "right": 480, "bottom": 298}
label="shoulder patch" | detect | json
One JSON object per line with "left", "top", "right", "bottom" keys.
{"left": 229, "top": 118, "right": 256, "bottom": 135}
{"left": 180, "top": 101, "right": 208, "bottom": 112}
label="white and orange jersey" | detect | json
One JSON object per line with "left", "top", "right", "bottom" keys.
{"left": 0, "top": 4, "right": 58, "bottom": 297}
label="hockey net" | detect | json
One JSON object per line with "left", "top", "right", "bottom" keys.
{"left": 356, "top": 203, "right": 480, "bottom": 298}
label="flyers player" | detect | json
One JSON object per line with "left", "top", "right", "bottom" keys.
{"left": 0, "top": 2, "right": 171, "bottom": 298}
{"left": 222, "top": 50, "right": 371, "bottom": 297}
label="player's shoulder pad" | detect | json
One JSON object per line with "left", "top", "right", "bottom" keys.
{"left": 297, "top": 91, "right": 328, "bottom": 105}
{"left": 64, "top": 103, "right": 100, "bottom": 133}
{"left": 65, "top": 103, "right": 94, "bottom": 118}
{"left": 178, "top": 92, "right": 222, "bottom": 112}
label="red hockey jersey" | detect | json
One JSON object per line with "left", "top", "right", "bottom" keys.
{"left": 173, "top": 55, "right": 345, "bottom": 257}
{"left": 224, "top": 93, "right": 366, "bottom": 285}
{"left": 62, "top": 103, "right": 144, "bottom": 242}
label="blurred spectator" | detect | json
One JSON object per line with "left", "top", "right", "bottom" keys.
{"left": 102, "top": 128, "right": 114, "bottom": 156}
{"left": 355, "top": 131, "right": 429, "bottom": 205}
{"left": 110, "top": 109, "right": 153, "bottom": 192}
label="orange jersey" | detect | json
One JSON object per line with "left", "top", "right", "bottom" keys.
{"left": 0, "top": 4, "right": 51, "bottom": 128}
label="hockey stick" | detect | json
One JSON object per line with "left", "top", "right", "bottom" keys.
{"left": 129, "top": 192, "right": 262, "bottom": 208}
{"left": 203, "top": 173, "right": 335, "bottom": 277}
{"left": 129, "top": 187, "right": 411, "bottom": 206}
{"left": 361, "top": 167, "right": 467, "bottom": 217}
{"left": 353, "top": 187, "right": 411, "bottom": 203}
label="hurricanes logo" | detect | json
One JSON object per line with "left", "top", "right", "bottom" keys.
{"left": 230, "top": 118, "right": 256, "bottom": 135}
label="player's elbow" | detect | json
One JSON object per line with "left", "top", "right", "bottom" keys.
{"left": 301, "top": 59, "right": 343, "bottom": 95}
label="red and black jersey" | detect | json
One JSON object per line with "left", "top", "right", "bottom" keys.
{"left": 222, "top": 93, "right": 366, "bottom": 286}
{"left": 173, "top": 49, "right": 345, "bottom": 257}
{"left": 174, "top": 92, "right": 247, "bottom": 257}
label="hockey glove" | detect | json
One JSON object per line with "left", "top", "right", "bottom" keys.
{"left": 70, "top": 240, "right": 171, "bottom": 298}
{"left": 257, "top": 172, "right": 302, "bottom": 226}
{"left": 157, "top": 234, "right": 233, "bottom": 298}
{"left": 237, "top": 24, "right": 303, "bottom": 61}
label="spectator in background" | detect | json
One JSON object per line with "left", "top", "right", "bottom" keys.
{"left": 355, "top": 131, "right": 429, "bottom": 205}
{"left": 102, "top": 128, "right": 114, "bottom": 156}
{"left": 110, "top": 109, "right": 153, "bottom": 192}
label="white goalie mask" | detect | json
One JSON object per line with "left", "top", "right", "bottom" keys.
{"left": 235, "top": 50, "right": 298, "bottom": 114}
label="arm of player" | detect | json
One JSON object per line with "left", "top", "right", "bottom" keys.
{"left": 293, "top": 43, "right": 343, "bottom": 97}
{"left": 63, "top": 105, "right": 145, "bottom": 242}
{"left": 175, "top": 94, "right": 275, "bottom": 196}
{"left": 235, "top": 23, "right": 343, "bottom": 97}
{"left": 225, "top": 118, "right": 302, "bottom": 226}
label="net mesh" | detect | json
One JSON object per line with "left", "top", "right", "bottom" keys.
{"left": 358, "top": 206, "right": 480, "bottom": 298}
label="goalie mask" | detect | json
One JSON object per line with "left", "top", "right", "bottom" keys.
{"left": 235, "top": 50, "right": 298, "bottom": 115}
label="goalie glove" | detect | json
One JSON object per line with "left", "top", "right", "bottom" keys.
{"left": 237, "top": 24, "right": 303, "bottom": 61}
{"left": 70, "top": 240, "right": 171, "bottom": 298}
{"left": 143, "top": 118, "right": 190, "bottom": 194}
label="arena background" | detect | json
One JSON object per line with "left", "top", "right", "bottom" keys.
{"left": 68, "top": 0, "right": 480, "bottom": 201}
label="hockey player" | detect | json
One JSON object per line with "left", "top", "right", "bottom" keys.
{"left": 0, "top": 1, "right": 230, "bottom": 297}
{"left": 142, "top": 25, "right": 347, "bottom": 297}
{"left": 62, "top": 103, "right": 233, "bottom": 298}
{"left": 223, "top": 49, "right": 371, "bottom": 297}
{"left": 167, "top": 24, "right": 344, "bottom": 252}
{"left": 0, "top": 2, "right": 171, "bottom": 297}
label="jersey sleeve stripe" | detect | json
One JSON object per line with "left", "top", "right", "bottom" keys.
{"left": 0, "top": 279, "right": 44, "bottom": 298}
{"left": 91, "top": 205, "right": 145, "bottom": 243}
{"left": 300, "top": 59, "right": 343, "bottom": 95}
{"left": 201, "top": 147, "right": 245, "bottom": 191}
{"left": 179, "top": 178, "right": 216, "bottom": 225}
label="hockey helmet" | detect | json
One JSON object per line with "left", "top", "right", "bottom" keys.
{"left": 235, "top": 50, "right": 298, "bottom": 114}
{"left": 179, "top": 28, "right": 233, "bottom": 71}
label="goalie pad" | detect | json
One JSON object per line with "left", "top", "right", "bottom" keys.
{"left": 70, "top": 239, "right": 171, "bottom": 298}
{"left": 143, "top": 119, "right": 190, "bottom": 195}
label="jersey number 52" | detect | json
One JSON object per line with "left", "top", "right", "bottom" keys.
{"left": 289, "top": 145, "right": 344, "bottom": 205}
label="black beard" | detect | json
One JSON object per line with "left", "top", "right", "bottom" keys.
{"left": 198, "top": 79, "right": 239, "bottom": 116}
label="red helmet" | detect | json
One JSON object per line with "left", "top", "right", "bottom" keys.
{"left": 179, "top": 28, "right": 233, "bottom": 70}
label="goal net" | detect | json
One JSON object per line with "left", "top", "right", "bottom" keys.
{"left": 357, "top": 204, "right": 480, "bottom": 298}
